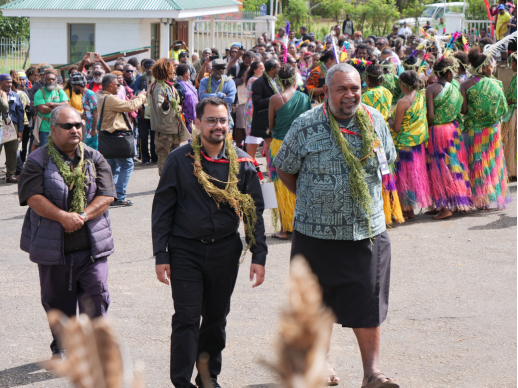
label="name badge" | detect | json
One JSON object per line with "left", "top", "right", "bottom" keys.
{"left": 374, "top": 140, "right": 390, "bottom": 176}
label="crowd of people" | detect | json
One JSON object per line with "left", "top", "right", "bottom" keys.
{"left": 5, "top": 8, "right": 518, "bottom": 388}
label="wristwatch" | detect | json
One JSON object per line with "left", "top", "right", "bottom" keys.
{"left": 79, "top": 212, "right": 88, "bottom": 223}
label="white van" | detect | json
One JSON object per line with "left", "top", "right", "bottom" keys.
{"left": 397, "top": 2, "right": 466, "bottom": 31}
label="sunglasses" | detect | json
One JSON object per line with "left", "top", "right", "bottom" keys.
{"left": 56, "top": 122, "right": 83, "bottom": 130}
{"left": 93, "top": 72, "right": 103, "bottom": 76}
{"left": 213, "top": 66, "right": 226, "bottom": 71}
{"left": 124, "top": 70, "right": 133, "bottom": 73}
{"left": 201, "top": 117, "right": 228, "bottom": 126}
{"left": 231, "top": 51, "right": 237, "bottom": 54}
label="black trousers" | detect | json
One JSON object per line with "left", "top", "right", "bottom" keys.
{"left": 138, "top": 118, "right": 157, "bottom": 163}
{"left": 20, "top": 123, "right": 32, "bottom": 163}
{"left": 169, "top": 233, "right": 242, "bottom": 387}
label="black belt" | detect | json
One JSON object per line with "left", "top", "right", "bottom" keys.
{"left": 199, "top": 233, "right": 236, "bottom": 244}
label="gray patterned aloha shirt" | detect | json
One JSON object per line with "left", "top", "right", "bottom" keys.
{"left": 273, "top": 103, "right": 396, "bottom": 241}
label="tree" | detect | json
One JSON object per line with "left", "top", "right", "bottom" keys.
{"left": 284, "top": 0, "right": 309, "bottom": 26}
{"left": 321, "top": 0, "right": 346, "bottom": 24}
{"left": 465, "top": 0, "right": 490, "bottom": 20}
{"left": 242, "top": 0, "right": 265, "bottom": 12}
{"left": 364, "top": 0, "right": 400, "bottom": 36}
{"left": 402, "top": 0, "right": 431, "bottom": 30}
{"left": 0, "top": 15, "right": 29, "bottom": 39}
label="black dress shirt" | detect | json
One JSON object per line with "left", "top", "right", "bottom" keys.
{"left": 152, "top": 142, "right": 267, "bottom": 266}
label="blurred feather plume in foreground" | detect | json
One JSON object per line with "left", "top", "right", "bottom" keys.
{"left": 266, "top": 255, "right": 335, "bottom": 388}
{"left": 43, "top": 310, "right": 143, "bottom": 388}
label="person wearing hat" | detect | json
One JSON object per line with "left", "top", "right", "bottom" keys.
{"left": 178, "top": 51, "right": 197, "bottom": 85}
{"left": 353, "top": 31, "right": 363, "bottom": 44}
{"left": 69, "top": 72, "right": 99, "bottom": 149}
{"left": 34, "top": 69, "right": 69, "bottom": 148}
{"left": 199, "top": 59, "right": 236, "bottom": 119}
{"left": 495, "top": 4, "right": 511, "bottom": 64}
{"left": 169, "top": 40, "right": 187, "bottom": 60}
{"left": 134, "top": 59, "right": 157, "bottom": 165}
{"left": 0, "top": 73, "right": 24, "bottom": 183}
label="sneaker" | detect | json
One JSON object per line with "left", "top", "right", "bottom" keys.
{"left": 110, "top": 199, "right": 134, "bottom": 207}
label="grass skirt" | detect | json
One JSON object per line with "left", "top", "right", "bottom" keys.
{"left": 501, "top": 108, "right": 517, "bottom": 178}
{"left": 468, "top": 123, "right": 511, "bottom": 209}
{"left": 269, "top": 138, "right": 296, "bottom": 232}
{"left": 426, "top": 121, "right": 472, "bottom": 211}
{"left": 382, "top": 164, "right": 404, "bottom": 225}
{"left": 394, "top": 143, "right": 432, "bottom": 210}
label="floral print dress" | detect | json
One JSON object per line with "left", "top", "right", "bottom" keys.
{"left": 244, "top": 76, "right": 258, "bottom": 136}
{"left": 82, "top": 88, "right": 98, "bottom": 149}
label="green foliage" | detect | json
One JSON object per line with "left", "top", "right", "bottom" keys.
{"left": 364, "top": 0, "right": 400, "bottom": 36}
{"left": 465, "top": 0, "right": 489, "bottom": 20}
{"left": 403, "top": 0, "right": 429, "bottom": 30}
{"left": 242, "top": 0, "right": 265, "bottom": 12}
{"left": 0, "top": 15, "right": 29, "bottom": 38}
{"left": 283, "top": 0, "right": 309, "bottom": 26}
{"left": 320, "top": 0, "right": 346, "bottom": 23}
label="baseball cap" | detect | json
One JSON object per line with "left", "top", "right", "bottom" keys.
{"left": 498, "top": 4, "right": 505, "bottom": 9}
{"left": 179, "top": 51, "right": 189, "bottom": 59}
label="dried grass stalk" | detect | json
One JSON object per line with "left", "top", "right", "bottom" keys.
{"left": 266, "top": 255, "right": 335, "bottom": 388}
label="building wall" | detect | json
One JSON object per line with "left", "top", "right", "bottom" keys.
{"left": 30, "top": 17, "right": 160, "bottom": 65}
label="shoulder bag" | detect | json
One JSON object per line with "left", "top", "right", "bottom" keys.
{"left": 97, "top": 96, "right": 135, "bottom": 159}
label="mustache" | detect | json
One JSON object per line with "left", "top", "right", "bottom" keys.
{"left": 342, "top": 97, "right": 357, "bottom": 104}
{"left": 45, "top": 83, "right": 56, "bottom": 90}
{"left": 93, "top": 76, "right": 103, "bottom": 83}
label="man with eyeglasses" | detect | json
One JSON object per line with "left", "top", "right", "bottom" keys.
{"left": 307, "top": 42, "right": 316, "bottom": 52}
{"left": 152, "top": 96, "right": 267, "bottom": 388}
{"left": 34, "top": 69, "right": 69, "bottom": 148}
{"left": 99, "top": 73, "right": 147, "bottom": 207}
{"left": 18, "top": 104, "right": 116, "bottom": 362}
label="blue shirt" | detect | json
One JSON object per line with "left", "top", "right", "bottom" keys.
{"left": 273, "top": 103, "right": 396, "bottom": 241}
{"left": 198, "top": 75, "right": 236, "bottom": 107}
{"left": 7, "top": 91, "right": 25, "bottom": 128}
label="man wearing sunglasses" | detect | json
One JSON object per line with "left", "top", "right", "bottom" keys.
{"left": 18, "top": 104, "right": 117, "bottom": 361}
{"left": 152, "top": 96, "right": 267, "bottom": 388}
{"left": 122, "top": 64, "right": 137, "bottom": 90}
{"left": 199, "top": 59, "right": 236, "bottom": 123}
{"left": 87, "top": 67, "right": 104, "bottom": 93}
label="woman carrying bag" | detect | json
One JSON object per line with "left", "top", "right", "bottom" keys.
{"left": 98, "top": 73, "right": 147, "bottom": 207}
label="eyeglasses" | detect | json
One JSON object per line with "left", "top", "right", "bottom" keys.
{"left": 93, "top": 72, "right": 103, "bottom": 76}
{"left": 201, "top": 117, "right": 229, "bottom": 126}
{"left": 56, "top": 122, "right": 83, "bottom": 130}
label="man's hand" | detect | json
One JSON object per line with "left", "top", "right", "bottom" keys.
{"left": 156, "top": 264, "right": 171, "bottom": 285}
{"left": 94, "top": 52, "right": 102, "bottom": 61}
{"left": 237, "top": 49, "right": 245, "bottom": 58}
{"left": 59, "top": 212, "right": 84, "bottom": 233}
{"left": 250, "top": 264, "right": 265, "bottom": 288}
{"left": 17, "top": 131, "right": 23, "bottom": 142}
{"left": 139, "top": 90, "right": 147, "bottom": 98}
{"left": 83, "top": 52, "right": 92, "bottom": 64}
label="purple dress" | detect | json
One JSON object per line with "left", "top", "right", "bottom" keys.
{"left": 178, "top": 79, "right": 198, "bottom": 133}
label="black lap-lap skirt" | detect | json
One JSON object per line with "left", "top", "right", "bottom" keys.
{"left": 290, "top": 230, "right": 391, "bottom": 328}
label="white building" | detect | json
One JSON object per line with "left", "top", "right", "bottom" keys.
{"left": 0, "top": 0, "right": 241, "bottom": 65}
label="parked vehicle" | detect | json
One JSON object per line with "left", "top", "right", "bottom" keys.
{"left": 397, "top": 2, "right": 466, "bottom": 30}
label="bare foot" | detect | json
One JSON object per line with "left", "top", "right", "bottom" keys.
{"left": 424, "top": 208, "right": 440, "bottom": 215}
{"left": 271, "top": 232, "right": 288, "bottom": 240}
{"left": 433, "top": 208, "right": 452, "bottom": 220}
{"left": 325, "top": 363, "right": 340, "bottom": 386}
{"left": 362, "top": 372, "right": 399, "bottom": 388}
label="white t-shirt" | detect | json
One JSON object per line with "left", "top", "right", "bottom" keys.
{"left": 401, "top": 26, "right": 412, "bottom": 37}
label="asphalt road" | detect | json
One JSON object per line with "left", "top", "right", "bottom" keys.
{"left": 0, "top": 151, "right": 516, "bottom": 388}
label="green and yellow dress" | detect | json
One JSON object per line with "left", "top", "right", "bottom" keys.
{"left": 361, "top": 85, "right": 404, "bottom": 225}
{"left": 425, "top": 82, "right": 472, "bottom": 211}
{"left": 464, "top": 76, "right": 511, "bottom": 208}
{"left": 392, "top": 92, "right": 432, "bottom": 211}
{"left": 269, "top": 91, "right": 312, "bottom": 231}
{"left": 501, "top": 73, "right": 517, "bottom": 178}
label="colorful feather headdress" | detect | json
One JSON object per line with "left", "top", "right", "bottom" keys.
{"left": 473, "top": 31, "right": 517, "bottom": 74}
{"left": 348, "top": 58, "right": 372, "bottom": 70}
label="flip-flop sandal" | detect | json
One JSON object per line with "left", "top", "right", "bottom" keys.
{"left": 361, "top": 372, "right": 399, "bottom": 388}
{"left": 271, "top": 233, "right": 289, "bottom": 240}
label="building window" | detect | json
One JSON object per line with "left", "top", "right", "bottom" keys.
{"left": 151, "top": 23, "right": 160, "bottom": 60}
{"left": 69, "top": 24, "right": 95, "bottom": 63}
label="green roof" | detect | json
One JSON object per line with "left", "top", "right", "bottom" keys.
{"left": 0, "top": 0, "right": 240, "bottom": 11}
